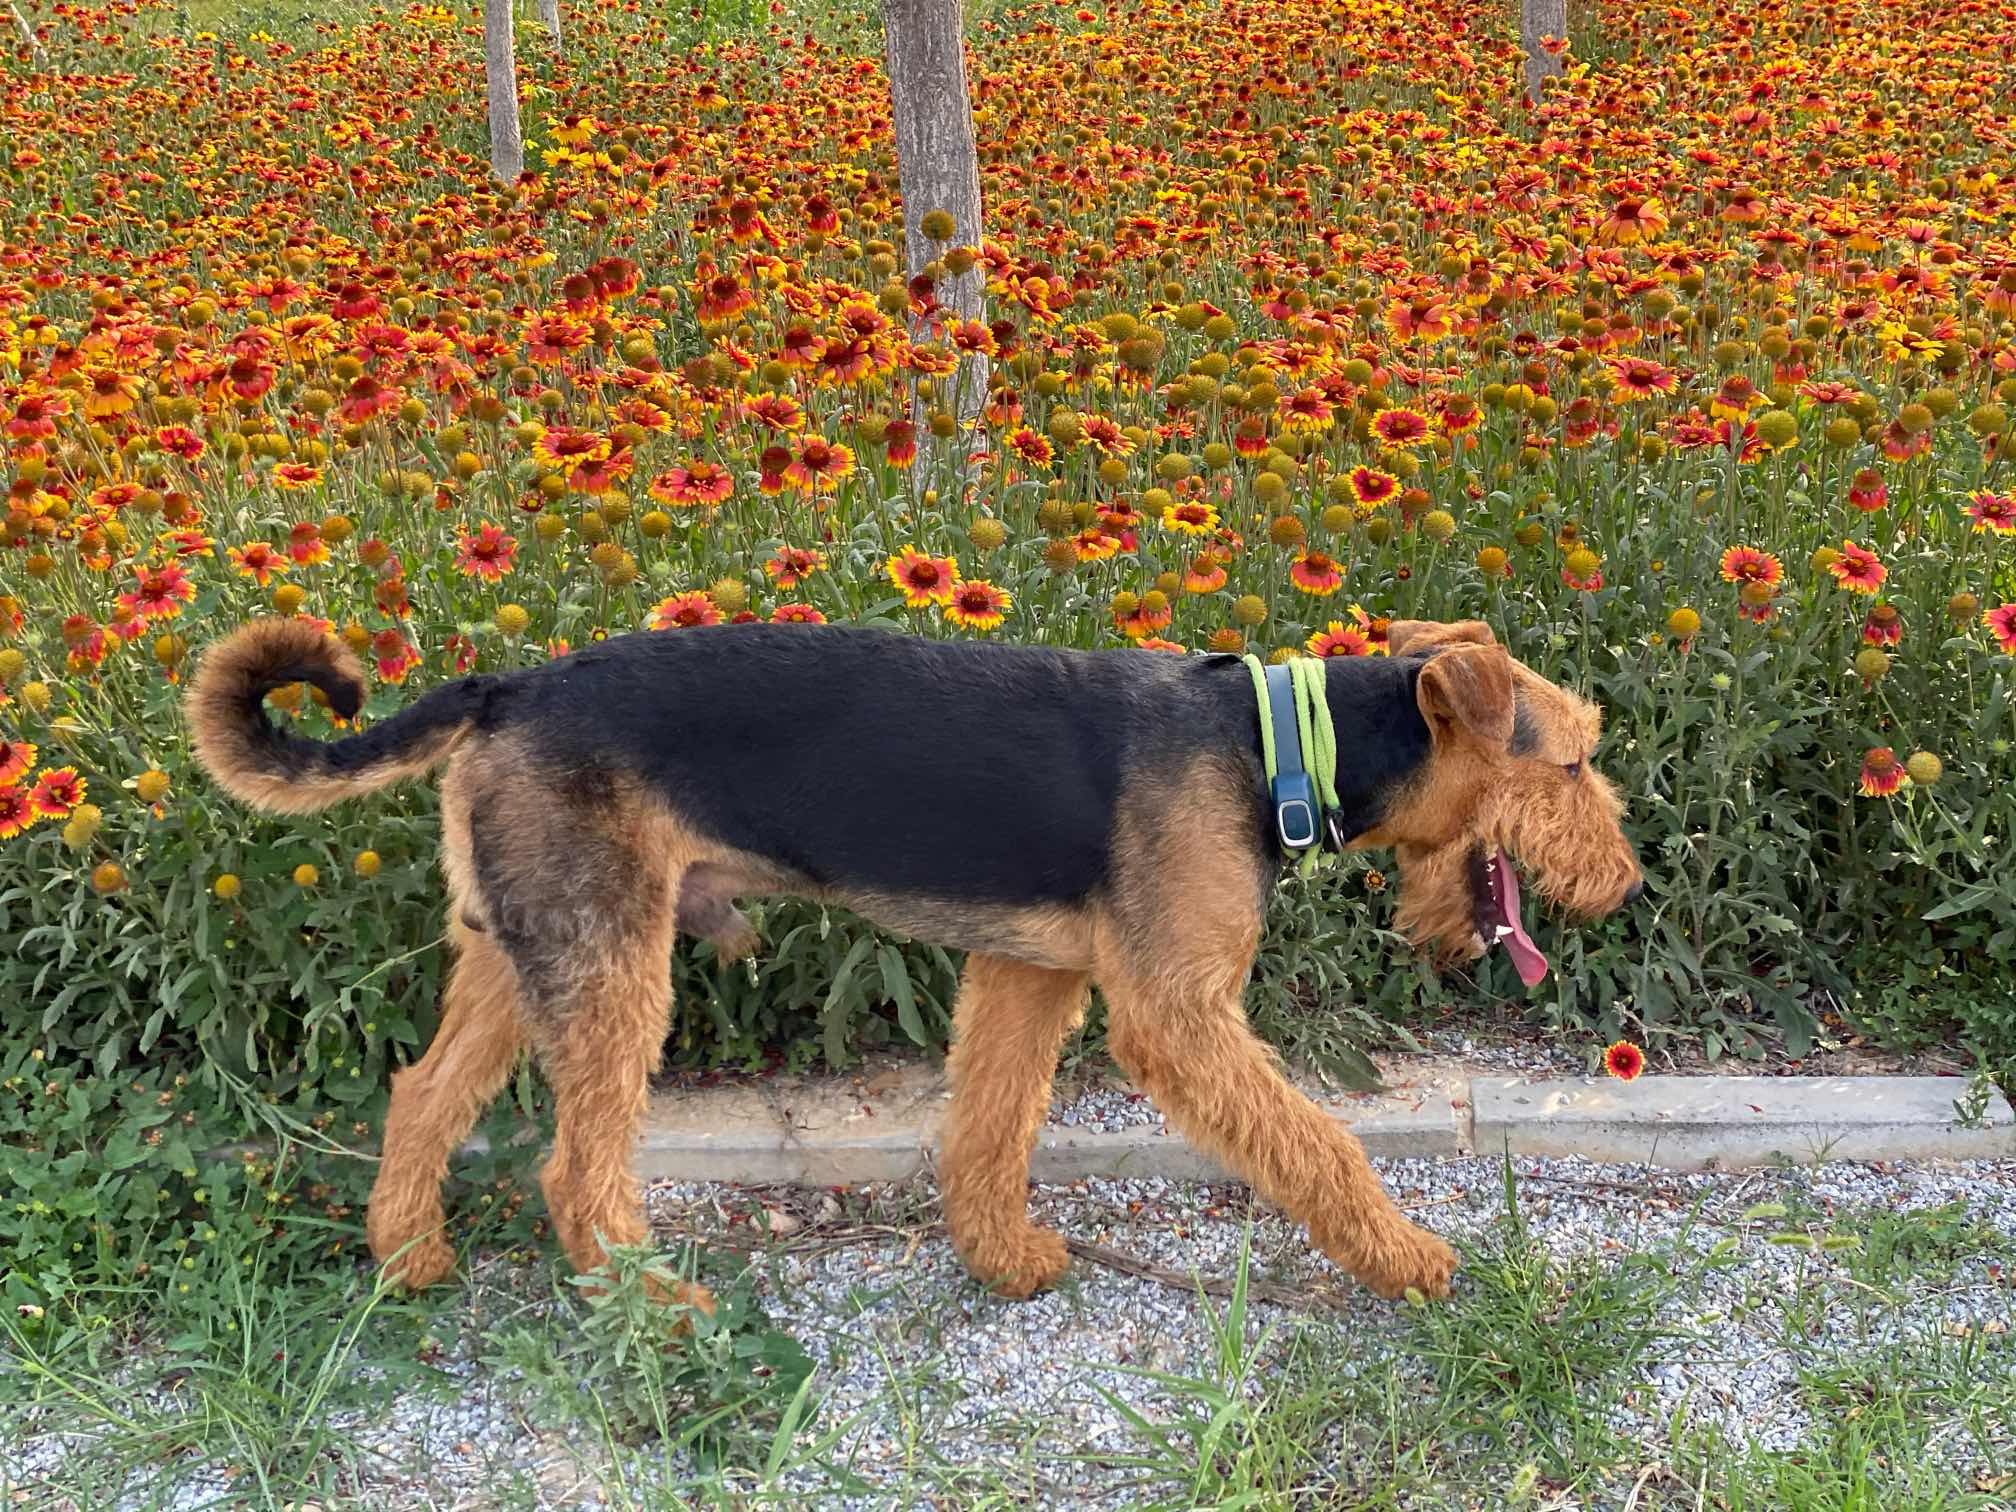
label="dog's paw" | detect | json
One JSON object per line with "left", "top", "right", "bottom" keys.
{"left": 964, "top": 1225, "right": 1071, "bottom": 1300}
{"left": 379, "top": 1234, "right": 457, "bottom": 1292}
{"left": 1353, "top": 1221, "right": 1459, "bottom": 1301}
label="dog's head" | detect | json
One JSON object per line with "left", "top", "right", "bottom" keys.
{"left": 1346, "top": 618, "right": 1642, "bottom": 985}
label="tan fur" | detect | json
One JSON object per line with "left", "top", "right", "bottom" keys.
{"left": 940, "top": 955, "right": 1090, "bottom": 1297}
{"left": 186, "top": 619, "right": 467, "bottom": 815}
{"left": 1362, "top": 618, "right": 1643, "bottom": 963}
{"left": 1094, "top": 766, "right": 1456, "bottom": 1299}
{"left": 196, "top": 616, "right": 1635, "bottom": 1312}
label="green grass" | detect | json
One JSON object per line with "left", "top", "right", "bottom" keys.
{"left": 5, "top": 1169, "right": 2013, "bottom": 1508}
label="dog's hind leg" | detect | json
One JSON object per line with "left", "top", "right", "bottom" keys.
{"left": 367, "top": 919, "right": 525, "bottom": 1289}
{"left": 940, "top": 954, "right": 1090, "bottom": 1297}
{"left": 529, "top": 902, "right": 715, "bottom": 1316}
{"left": 1095, "top": 917, "right": 1459, "bottom": 1302}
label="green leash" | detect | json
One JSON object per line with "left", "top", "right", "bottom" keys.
{"left": 1241, "top": 654, "right": 1339, "bottom": 876}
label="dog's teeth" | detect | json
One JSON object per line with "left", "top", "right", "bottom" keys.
{"left": 1494, "top": 924, "right": 1514, "bottom": 939}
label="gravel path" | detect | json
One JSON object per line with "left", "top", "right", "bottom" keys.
{"left": 11, "top": 1155, "right": 2012, "bottom": 1510}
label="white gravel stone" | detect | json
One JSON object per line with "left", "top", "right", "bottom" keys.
{"left": 10, "top": 1156, "right": 2013, "bottom": 1508}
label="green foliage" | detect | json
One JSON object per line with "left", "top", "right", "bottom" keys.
{"left": 4, "top": 0, "right": 2015, "bottom": 1311}
{"left": 486, "top": 1243, "right": 815, "bottom": 1461}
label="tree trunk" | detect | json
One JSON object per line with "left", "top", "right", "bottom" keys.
{"left": 9, "top": 0, "right": 44, "bottom": 61}
{"left": 537, "top": 0, "right": 561, "bottom": 48}
{"left": 484, "top": 0, "right": 524, "bottom": 183}
{"left": 880, "top": 0, "right": 987, "bottom": 425}
{"left": 1520, "top": 0, "right": 1566, "bottom": 106}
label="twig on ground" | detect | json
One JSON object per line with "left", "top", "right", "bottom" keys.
{"left": 1061, "top": 1237, "right": 1352, "bottom": 1312}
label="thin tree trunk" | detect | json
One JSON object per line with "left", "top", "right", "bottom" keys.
{"left": 9, "top": 0, "right": 44, "bottom": 61}
{"left": 484, "top": 0, "right": 524, "bottom": 183}
{"left": 1520, "top": 0, "right": 1566, "bottom": 106}
{"left": 537, "top": 0, "right": 561, "bottom": 48}
{"left": 880, "top": 0, "right": 987, "bottom": 427}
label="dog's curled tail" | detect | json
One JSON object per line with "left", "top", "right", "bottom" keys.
{"left": 187, "top": 619, "right": 487, "bottom": 815}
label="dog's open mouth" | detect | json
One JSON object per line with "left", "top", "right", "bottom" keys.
{"left": 1469, "top": 846, "right": 1549, "bottom": 987}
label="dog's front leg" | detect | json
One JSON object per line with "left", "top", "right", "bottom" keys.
{"left": 1098, "top": 962, "right": 1458, "bottom": 1301}
{"left": 940, "top": 954, "right": 1090, "bottom": 1298}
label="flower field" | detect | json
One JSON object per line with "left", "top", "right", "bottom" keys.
{"left": 3, "top": 0, "right": 2016, "bottom": 1159}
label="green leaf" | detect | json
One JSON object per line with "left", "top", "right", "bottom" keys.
{"left": 879, "top": 943, "right": 926, "bottom": 1046}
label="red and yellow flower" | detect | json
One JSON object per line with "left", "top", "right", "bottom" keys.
{"left": 945, "top": 580, "right": 1012, "bottom": 631}
{"left": 648, "top": 593, "right": 723, "bottom": 630}
{"left": 0, "top": 739, "right": 35, "bottom": 788}
{"left": 886, "top": 547, "right": 960, "bottom": 607}
{"left": 455, "top": 524, "right": 518, "bottom": 581}
{"left": 1984, "top": 604, "right": 2016, "bottom": 655}
{"left": 1858, "top": 747, "right": 1906, "bottom": 797}
{"left": 1289, "top": 550, "right": 1345, "bottom": 596}
{"left": 1307, "top": 621, "right": 1372, "bottom": 657}
{"left": 1828, "top": 542, "right": 1886, "bottom": 594}
{"left": 1603, "top": 1041, "right": 1645, "bottom": 1080}
{"left": 27, "top": 766, "right": 85, "bottom": 820}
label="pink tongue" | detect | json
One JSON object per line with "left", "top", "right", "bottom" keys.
{"left": 1489, "top": 848, "right": 1550, "bottom": 987}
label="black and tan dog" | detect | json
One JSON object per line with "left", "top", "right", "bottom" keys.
{"left": 188, "top": 616, "right": 1641, "bottom": 1311}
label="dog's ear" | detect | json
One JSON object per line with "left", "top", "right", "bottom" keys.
{"left": 1386, "top": 619, "right": 1498, "bottom": 657}
{"left": 1415, "top": 644, "right": 1514, "bottom": 750}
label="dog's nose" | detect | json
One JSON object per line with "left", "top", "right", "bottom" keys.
{"left": 1622, "top": 880, "right": 1644, "bottom": 906}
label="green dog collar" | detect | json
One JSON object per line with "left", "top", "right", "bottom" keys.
{"left": 1242, "top": 655, "right": 1342, "bottom": 874}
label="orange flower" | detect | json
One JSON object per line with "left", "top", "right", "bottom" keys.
{"left": 455, "top": 524, "right": 518, "bottom": 581}
{"left": 1603, "top": 1041, "right": 1645, "bottom": 1080}
{"left": 649, "top": 592, "right": 722, "bottom": 630}
{"left": 1983, "top": 604, "right": 2016, "bottom": 655}
{"left": 1858, "top": 747, "right": 1905, "bottom": 797}
{"left": 1161, "top": 500, "right": 1219, "bottom": 536}
{"left": 885, "top": 547, "right": 960, "bottom": 607}
{"left": 1289, "top": 550, "right": 1345, "bottom": 596}
{"left": 1370, "top": 407, "right": 1434, "bottom": 448}
{"left": 228, "top": 542, "right": 289, "bottom": 585}
{"left": 783, "top": 436, "right": 856, "bottom": 491}
{"left": 1828, "top": 541, "right": 1886, "bottom": 594}
{"left": 1307, "top": 621, "right": 1372, "bottom": 657}
{"left": 650, "top": 462, "right": 735, "bottom": 508}
{"left": 27, "top": 766, "right": 86, "bottom": 819}
{"left": 1079, "top": 414, "right": 1133, "bottom": 457}
{"left": 1277, "top": 389, "right": 1334, "bottom": 431}
{"left": 118, "top": 564, "right": 197, "bottom": 621}
{"left": 371, "top": 628, "right": 421, "bottom": 683}
{"left": 1964, "top": 490, "right": 2016, "bottom": 534}
{"left": 1007, "top": 427, "right": 1054, "bottom": 466}
{"left": 1594, "top": 197, "right": 1667, "bottom": 246}
{"left": 1718, "top": 546, "right": 1782, "bottom": 586}
{"left": 0, "top": 738, "right": 35, "bottom": 787}
{"left": 0, "top": 783, "right": 36, "bottom": 840}
{"left": 765, "top": 546, "right": 827, "bottom": 589}
{"left": 83, "top": 367, "right": 140, "bottom": 418}
{"left": 944, "top": 580, "right": 1012, "bottom": 631}
{"left": 532, "top": 426, "right": 611, "bottom": 472}
{"left": 273, "top": 463, "right": 324, "bottom": 490}
{"left": 1183, "top": 553, "right": 1229, "bottom": 594}
{"left": 1606, "top": 356, "right": 1677, "bottom": 399}
{"left": 1347, "top": 466, "right": 1401, "bottom": 510}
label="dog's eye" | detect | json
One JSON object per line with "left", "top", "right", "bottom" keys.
{"left": 1563, "top": 760, "right": 1583, "bottom": 779}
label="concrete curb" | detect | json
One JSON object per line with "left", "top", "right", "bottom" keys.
{"left": 627, "top": 1067, "right": 2016, "bottom": 1187}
